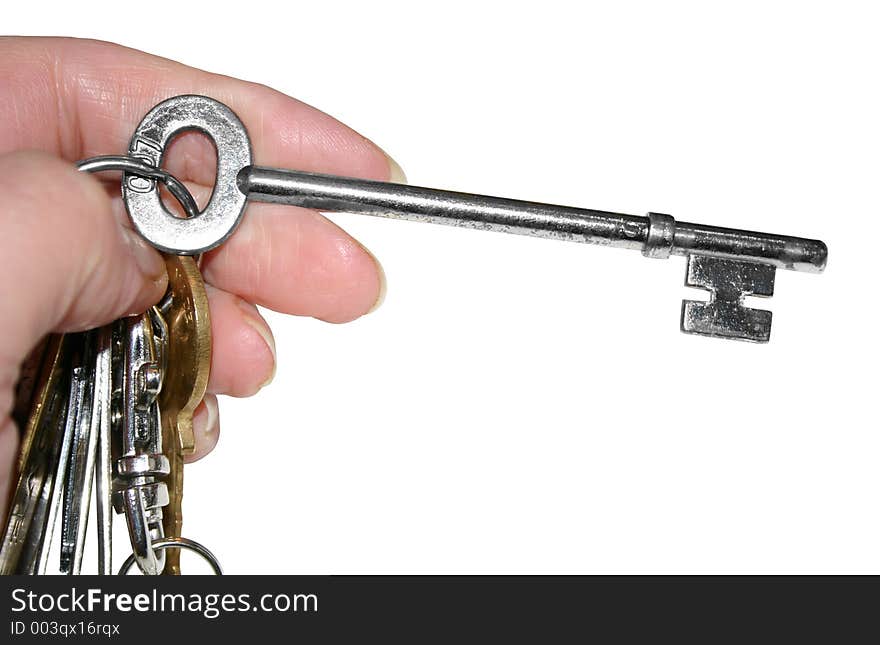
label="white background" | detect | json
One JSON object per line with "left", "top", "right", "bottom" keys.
{"left": 7, "top": 1, "right": 878, "bottom": 573}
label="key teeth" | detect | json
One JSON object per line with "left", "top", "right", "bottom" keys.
{"left": 681, "top": 300, "right": 772, "bottom": 343}
{"left": 680, "top": 255, "right": 776, "bottom": 343}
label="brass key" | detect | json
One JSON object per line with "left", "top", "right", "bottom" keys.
{"left": 157, "top": 255, "right": 212, "bottom": 575}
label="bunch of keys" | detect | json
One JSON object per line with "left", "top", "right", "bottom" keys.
{"left": 0, "top": 252, "right": 212, "bottom": 575}
{"left": 0, "top": 95, "right": 828, "bottom": 575}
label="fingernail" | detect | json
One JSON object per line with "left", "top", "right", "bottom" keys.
{"left": 188, "top": 395, "right": 220, "bottom": 463}
{"left": 378, "top": 147, "right": 407, "bottom": 184}
{"left": 358, "top": 241, "right": 387, "bottom": 315}
{"left": 202, "top": 394, "right": 219, "bottom": 440}
{"left": 122, "top": 228, "right": 165, "bottom": 281}
{"left": 387, "top": 155, "right": 407, "bottom": 184}
{"left": 238, "top": 300, "right": 277, "bottom": 389}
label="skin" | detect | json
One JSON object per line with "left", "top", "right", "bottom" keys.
{"left": 0, "top": 37, "right": 401, "bottom": 519}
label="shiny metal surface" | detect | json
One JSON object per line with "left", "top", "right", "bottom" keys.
{"left": 118, "top": 537, "right": 222, "bottom": 575}
{"left": 39, "top": 336, "right": 91, "bottom": 574}
{"left": 59, "top": 331, "right": 98, "bottom": 575}
{"left": 93, "top": 325, "right": 114, "bottom": 575}
{"left": 122, "top": 95, "right": 252, "bottom": 254}
{"left": 76, "top": 156, "right": 199, "bottom": 219}
{"left": 243, "top": 167, "right": 648, "bottom": 250}
{"left": 681, "top": 256, "right": 776, "bottom": 342}
{"left": 112, "top": 312, "right": 169, "bottom": 575}
{"left": 643, "top": 212, "right": 676, "bottom": 259}
{"left": 239, "top": 167, "right": 828, "bottom": 273}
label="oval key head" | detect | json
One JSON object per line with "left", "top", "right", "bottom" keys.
{"left": 122, "top": 95, "right": 252, "bottom": 255}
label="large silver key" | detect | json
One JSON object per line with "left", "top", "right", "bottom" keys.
{"left": 121, "top": 95, "right": 826, "bottom": 343}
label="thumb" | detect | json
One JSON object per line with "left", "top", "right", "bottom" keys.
{"left": 0, "top": 150, "right": 167, "bottom": 510}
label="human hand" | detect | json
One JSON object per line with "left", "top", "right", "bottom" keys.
{"left": 0, "top": 37, "right": 402, "bottom": 514}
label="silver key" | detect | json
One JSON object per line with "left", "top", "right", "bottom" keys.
{"left": 59, "top": 331, "right": 98, "bottom": 575}
{"left": 94, "top": 325, "right": 114, "bottom": 575}
{"left": 121, "top": 95, "right": 826, "bottom": 343}
{"left": 56, "top": 326, "right": 114, "bottom": 575}
{"left": 38, "top": 335, "right": 92, "bottom": 574}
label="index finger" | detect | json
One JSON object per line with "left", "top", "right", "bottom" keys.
{"left": 0, "top": 36, "right": 396, "bottom": 184}
{"left": 1, "top": 36, "right": 400, "bottom": 323}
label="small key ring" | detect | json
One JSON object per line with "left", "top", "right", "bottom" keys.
{"left": 76, "top": 155, "right": 200, "bottom": 220}
{"left": 118, "top": 537, "right": 223, "bottom": 575}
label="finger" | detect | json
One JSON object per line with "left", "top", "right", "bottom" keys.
{"left": 0, "top": 151, "right": 166, "bottom": 361}
{"left": 133, "top": 182, "right": 386, "bottom": 323}
{"left": 205, "top": 284, "right": 276, "bottom": 397}
{"left": 0, "top": 37, "right": 400, "bottom": 183}
{"left": 2, "top": 37, "right": 398, "bottom": 321}
{"left": 200, "top": 202, "right": 385, "bottom": 322}
{"left": 186, "top": 394, "right": 219, "bottom": 463}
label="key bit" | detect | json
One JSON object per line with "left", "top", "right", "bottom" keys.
{"left": 682, "top": 256, "right": 776, "bottom": 342}
{"left": 122, "top": 95, "right": 828, "bottom": 342}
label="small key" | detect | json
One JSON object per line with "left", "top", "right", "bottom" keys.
{"left": 122, "top": 95, "right": 827, "bottom": 343}
{"left": 38, "top": 334, "right": 94, "bottom": 575}
{"left": 93, "top": 325, "right": 114, "bottom": 575}
{"left": 59, "top": 330, "right": 99, "bottom": 575}
{"left": 157, "top": 254, "right": 212, "bottom": 575}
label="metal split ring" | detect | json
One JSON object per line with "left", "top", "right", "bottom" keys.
{"left": 76, "top": 155, "right": 200, "bottom": 220}
{"left": 118, "top": 537, "right": 223, "bottom": 575}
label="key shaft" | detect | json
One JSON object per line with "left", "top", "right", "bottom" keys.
{"left": 239, "top": 167, "right": 827, "bottom": 274}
